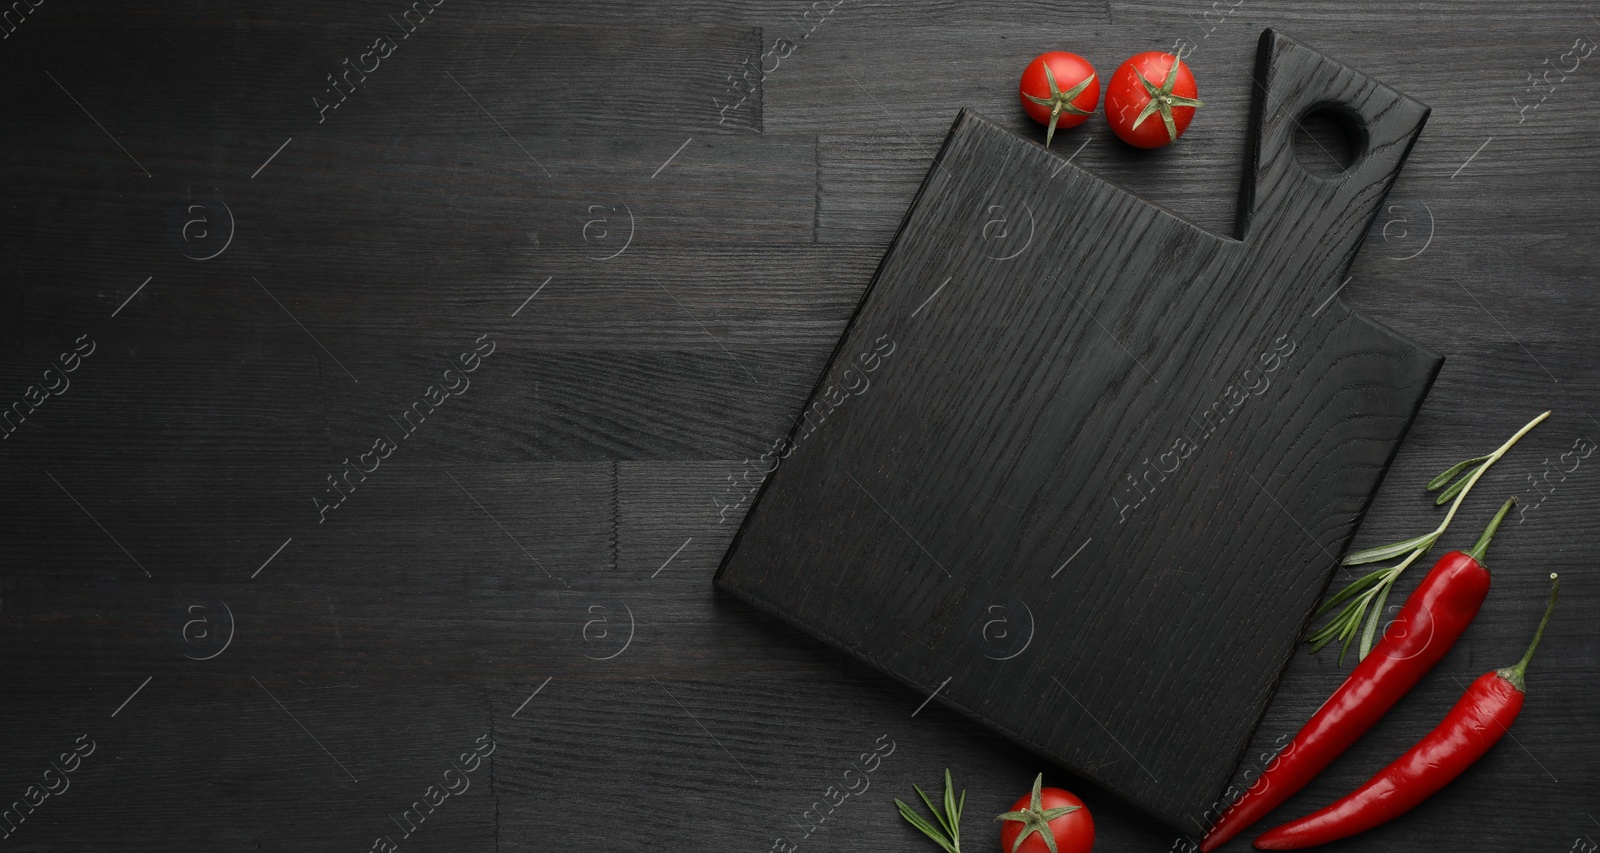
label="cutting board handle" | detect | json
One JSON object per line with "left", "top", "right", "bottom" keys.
{"left": 1235, "top": 29, "right": 1430, "bottom": 245}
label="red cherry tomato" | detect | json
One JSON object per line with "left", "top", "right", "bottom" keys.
{"left": 1104, "top": 51, "right": 1203, "bottom": 148}
{"left": 1018, "top": 51, "right": 1099, "bottom": 147}
{"left": 997, "top": 774, "right": 1095, "bottom": 853}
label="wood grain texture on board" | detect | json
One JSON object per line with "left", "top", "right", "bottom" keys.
{"left": 717, "top": 29, "right": 1443, "bottom": 831}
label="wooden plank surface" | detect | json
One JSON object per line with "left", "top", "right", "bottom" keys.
{"left": 0, "top": 1, "right": 1596, "bottom": 851}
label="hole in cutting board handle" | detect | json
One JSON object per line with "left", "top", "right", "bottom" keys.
{"left": 1291, "top": 102, "right": 1367, "bottom": 179}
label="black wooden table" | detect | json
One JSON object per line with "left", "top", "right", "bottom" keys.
{"left": 1, "top": 2, "right": 1595, "bottom": 851}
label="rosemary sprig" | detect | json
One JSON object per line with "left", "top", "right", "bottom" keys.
{"left": 895, "top": 768, "right": 966, "bottom": 853}
{"left": 1307, "top": 410, "right": 1550, "bottom": 663}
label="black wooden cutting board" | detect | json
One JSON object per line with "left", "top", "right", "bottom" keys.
{"left": 715, "top": 29, "right": 1440, "bottom": 833}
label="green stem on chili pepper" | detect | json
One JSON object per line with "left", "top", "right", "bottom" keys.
{"left": 1306, "top": 410, "right": 1549, "bottom": 663}
{"left": 1500, "top": 572, "right": 1559, "bottom": 691}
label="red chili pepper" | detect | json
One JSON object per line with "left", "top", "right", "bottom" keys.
{"left": 1254, "top": 574, "right": 1560, "bottom": 849}
{"left": 1199, "top": 498, "right": 1515, "bottom": 852}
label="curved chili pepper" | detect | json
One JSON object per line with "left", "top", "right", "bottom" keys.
{"left": 1199, "top": 498, "right": 1515, "bottom": 851}
{"left": 1254, "top": 574, "right": 1559, "bottom": 849}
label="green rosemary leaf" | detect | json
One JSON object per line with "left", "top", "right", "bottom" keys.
{"left": 1343, "top": 594, "right": 1374, "bottom": 662}
{"left": 1305, "top": 607, "right": 1348, "bottom": 645}
{"left": 1308, "top": 618, "right": 1348, "bottom": 650}
{"left": 1328, "top": 604, "right": 1364, "bottom": 652}
{"left": 915, "top": 784, "right": 952, "bottom": 838}
{"left": 1342, "top": 532, "right": 1435, "bottom": 566}
{"left": 1357, "top": 580, "right": 1395, "bottom": 662}
{"left": 943, "top": 769, "right": 958, "bottom": 838}
{"left": 1337, "top": 617, "right": 1359, "bottom": 665}
{"left": 1427, "top": 455, "right": 1489, "bottom": 491}
{"left": 896, "top": 798, "right": 924, "bottom": 827}
{"left": 1308, "top": 626, "right": 1338, "bottom": 655}
{"left": 1330, "top": 605, "right": 1362, "bottom": 650}
{"left": 1313, "top": 583, "right": 1374, "bottom": 658}
{"left": 1433, "top": 472, "right": 1474, "bottom": 506}
{"left": 1312, "top": 569, "right": 1388, "bottom": 619}
{"left": 897, "top": 799, "right": 955, "bottom": 853}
